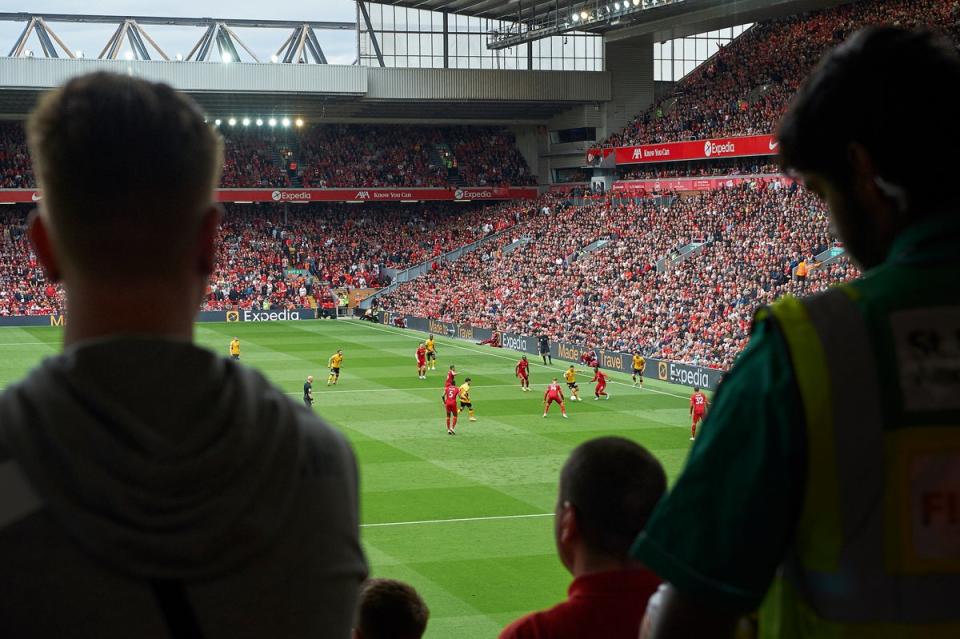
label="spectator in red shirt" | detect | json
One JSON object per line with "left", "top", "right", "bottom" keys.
{"left": 499, "top": 436, "right": 666, "bottom": 639}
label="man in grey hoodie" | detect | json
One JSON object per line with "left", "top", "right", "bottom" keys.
{"left": 0, "top": 72, "right": 367, "bottom": 638}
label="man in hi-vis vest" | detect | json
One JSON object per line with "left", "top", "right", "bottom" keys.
{"left": 635, "top": 27, "right": 960, "bottom": 639}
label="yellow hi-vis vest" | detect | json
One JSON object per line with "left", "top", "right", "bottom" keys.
{"left": 757, "top": 287, "right": 960, "bottom": 639}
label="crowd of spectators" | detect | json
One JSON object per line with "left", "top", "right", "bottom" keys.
{"left": 379, "top": 184, "right": 859, "bottom": 370}
{"left": 0, "top": 211, "right": 63, "bottom": 316}
{"left": 0, "top": 123, "right": 32, "bottom": 189}
{"left": 0, "top": 122, "right": 536, "bottom": 190}
{"left": 0, "top": 199, "right": 535, "bottom": 316}
{"left": 603, "top": 0, "right": 959, "bottom": 147}
{"left": 619, "top": 158, "right": 781, "bottom": 181}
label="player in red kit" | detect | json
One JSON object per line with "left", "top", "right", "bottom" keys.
{"left": 591, "top": 367, "right": 609, "bottom": 400}
{"left": 443, "top": 383, "right": 460, "bottom": 435}
{"left": 445, "top": 365, "right": 456, "bottom": 388}
{"left": 543, "top": 378, "right": 568, "bottom": 418}
{"left": 689, "top": 386, "right": 709, "bottom": 440}
{"left": 416, "top": 343, "right": 427, "bottom": 380}
{"left": 515, "top": 355, "right": 530, "bottom": 391}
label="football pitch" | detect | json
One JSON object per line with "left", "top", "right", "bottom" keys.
{"left": 0, "top": 319, "right": 699, "bottom": 638}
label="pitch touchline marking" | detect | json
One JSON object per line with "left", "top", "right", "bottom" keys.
{"left": 347, "top": 320, "right": 693, "bottom": 400}
{"left": 361, "top": 512, "right": 552, "bottom": 528}
{"left": 284, "top": 384, "right": 535, "bottom": 396}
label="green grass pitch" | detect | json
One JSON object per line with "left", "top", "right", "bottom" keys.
{"left": 0, "top": 319, "right": 699, "bottom": 638}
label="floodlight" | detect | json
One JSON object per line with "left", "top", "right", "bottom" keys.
{"left": 228, "top": 118, "right": 237, "bottom": 126}
{"left": 270, "top": 54, "right": 279, "bottom": 63}
{"left": 175, "top": 53, "right": 183, "bottom": 61}
{"left": 281, "top": 117, "right": 291, "bottom": 127}
{"left": 242, "top": 118, "right": 251, "bottom": 126}
{"left": 571, "top": 13, "right": 579, "bottom": 22}
{"left": 268, "top": 118, "right": 277, "bottom": 127}
{"left": 124, "top": 51, "right": 134, "bottom": 60}
{"left": 222, "top": 52, "right": 232, "bottom": 63}
{"left": 580, "top": 11, "right": 589, "bottom": 20}
{"left": 75, "top": 50, "right": 83, "bottom": 58}
{"left": 295, "top": 118, "right": 304, "bottom": 127}
{"left": 214, "top": 119, "right": 222, "bottom": 126}
{"left": 256, "top": 118, "right": 264, "bottom": 126}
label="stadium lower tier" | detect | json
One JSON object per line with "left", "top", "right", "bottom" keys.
{"left": 376, "top": 184, "right": 859, "bottom": 371}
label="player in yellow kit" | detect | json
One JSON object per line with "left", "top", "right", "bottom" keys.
{"left": 425, "top": 335, "right": 437, "bottom": 370}
{"left": 327, "top": 349, "right": 344, "bottom": 386}
{"left": 458, "top": 377, "right": 476, "bottom": 422}
{"left": 632, "top": 352, "right": 646, "bottom": 388}
{"left": 229, "top": 336, "right": 240, "bottom": 360}
{"left": 564, "top": 365, "right": 583, "bottom": 402}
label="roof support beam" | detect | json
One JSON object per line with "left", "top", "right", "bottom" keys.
{"left": 358, "top": 2, "right": 385, "bottom": 68}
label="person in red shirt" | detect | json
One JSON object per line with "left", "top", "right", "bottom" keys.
{"left": 515, "top": 355, "right": 530, "bottom": 392}
{"left": 591, "top": 367, "right": 609, "bottom": 400}
{"left": 442, "top": 383, "right": 460, "bottom": 435}
{"left": 543, "top": 379, "right": 568, "bottom": 419}
{"left": 498, "top": 437, "right": 667, "bottom": 639}
{"left": 689, "top": 386, "right": 709, "bottom": 441}
{"left": 445, "top": 365, "right": 456, "bottom": 388}
{"left": 416, "top": 343, "right": 427, "bottom": 380}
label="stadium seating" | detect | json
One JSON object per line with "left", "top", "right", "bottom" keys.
{"left": 378, "top": 185, "right": 859, "bottom": 370}
{"left": 603, "top": 0, "right": 957, "bottom": 147}
{"left": 0, "top": 199, "right": 535, "bottom": 316}
{"left": 0, "top": 123, "right": 32, "bottom": 189}
{"left": 0, "top": 122, "right": 535, "bottom": 190}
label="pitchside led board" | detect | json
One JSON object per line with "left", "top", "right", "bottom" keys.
{"left": 394, "top": 315, "right": 723, "bottom": 392}
{"left": 0, "top": 307, "right": 319, "bottom": 328}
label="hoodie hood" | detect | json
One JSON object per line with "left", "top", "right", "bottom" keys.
{"left": 0, "top": 337, "right": 302, "bottom": 580}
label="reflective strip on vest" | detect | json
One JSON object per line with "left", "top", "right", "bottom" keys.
{"left": 764, "top": 288, "right": 960, "bottom": 632}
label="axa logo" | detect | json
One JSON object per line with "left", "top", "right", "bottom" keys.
{"left": 632, "top": 148, "right": 642, "bottom": 160}
{"left": 356, "top": 191, "right": 371, "bottom": 199}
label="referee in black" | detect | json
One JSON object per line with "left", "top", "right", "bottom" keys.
{"left": 303, "top": 375, "right": 314, "bottom": 409}
{"left": 538, "top": 335, "right": 552, "bottom": 365}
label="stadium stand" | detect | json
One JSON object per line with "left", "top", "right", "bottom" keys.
{"left": 0, "top": 122, "right": 534, "bottom": 190}
{"left": 602, "top": 0, "right": 958, "bottom": 147}
{"left": 0, "top": 199, "right": 535, "bottom": 316}
{"left": 0, "top": 122, "right": 32, "bottom": 189}
{"left": 378, "top": 185, "right": 859, "bottom": 370}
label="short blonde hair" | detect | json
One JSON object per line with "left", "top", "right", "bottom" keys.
{"left": 27, "top": 72, "right": 223, "bottom": 277}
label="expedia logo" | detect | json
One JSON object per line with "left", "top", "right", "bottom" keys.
{"left": 454, "top": 189, "right": 464, "bottom": 200}
{"left": 502, "top": 335, "right": 528, "bottom": 352}
{"left": 558, "top": 343, "right": 581, "bottom": 361}
{"left": 457, "top": 326, "right": 474, "bottom": 340}
{"left": 271, "top": 191, "right": 312, "bottom": 202}
{"left": 226, "top": 310, "right": 240, "bottom": 322}
{"left": 242, "top": 310, "right": 301, "bottom": 322}
{"left": 429, "top": 320, "right": 447, "bottom": 335}
{"left": 658, "top": 362, "right": 668, "bottom": 381}
{"left": 356, "top": 191, "right": 370, "bottom": 199}
{"left": 705, "top": 141, "right": 736, "bottom": 157}
{"left": 667, "top": 362, "right": 714, "bottom": 390}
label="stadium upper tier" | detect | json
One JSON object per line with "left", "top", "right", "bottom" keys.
{"left": 603, "top": 0, "right": 960, "bottom": 148}
{"left": 1, "top": 122, "right": 535, "bottom": 189}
